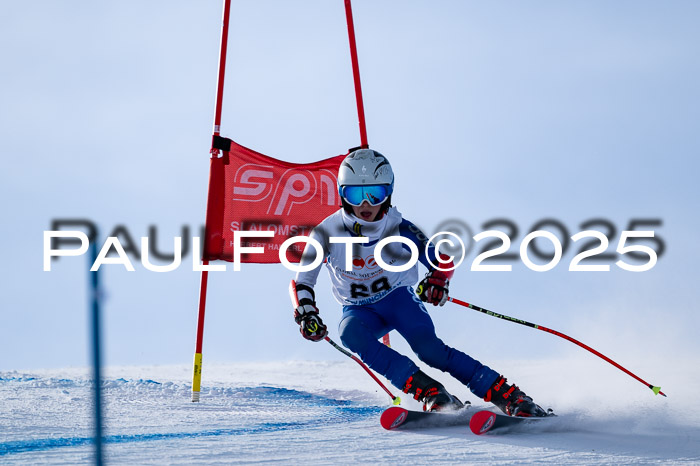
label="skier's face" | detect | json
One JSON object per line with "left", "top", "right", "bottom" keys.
{"left": 352, "top": 200, "right": 382, "bottom": 222}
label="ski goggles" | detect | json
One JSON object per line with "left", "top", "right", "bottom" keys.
{"left": 339, "top": 184, "right": 392, "bottom": 207}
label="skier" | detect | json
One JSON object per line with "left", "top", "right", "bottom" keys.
{"left": 292, "top": 148, "right": 547, "bottom": 416}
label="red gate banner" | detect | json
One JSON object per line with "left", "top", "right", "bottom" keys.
{"left": 203, "top": 137, "right": 346, "bottom": 263}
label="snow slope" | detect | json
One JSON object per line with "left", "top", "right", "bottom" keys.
{"left": 2, "top": 359, "right": 698, "bottom": 464}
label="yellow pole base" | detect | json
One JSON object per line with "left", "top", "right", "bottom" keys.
{"left": 192, "top": 352, "right": 202, "bottom": 402}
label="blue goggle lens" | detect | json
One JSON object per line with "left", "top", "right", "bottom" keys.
{"left": 341, "top": 185, "right": 391, "bottom": 207}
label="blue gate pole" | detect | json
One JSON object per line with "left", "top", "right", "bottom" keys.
{"left": 89, "top": 239, "right": 103, "bottom": 465}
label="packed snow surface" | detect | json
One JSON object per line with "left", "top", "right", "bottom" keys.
{"left": 1, "top": 359, "right": 698, "bottom": 464}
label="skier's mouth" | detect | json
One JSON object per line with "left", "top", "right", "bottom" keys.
{"left": 360, "top": 211, "right": 373, "bottom": 220}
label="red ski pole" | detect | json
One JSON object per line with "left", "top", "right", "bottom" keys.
{"left": 324, "top": 336, "right": 400, "bottom": 405}
{"left": 290, "top": 280, "right": 401, "bottom": 405}
{"left": 448, "top": 297, "right": 666, "bottom": 397}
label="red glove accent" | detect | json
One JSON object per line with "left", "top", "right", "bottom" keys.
{"left": 417, "top": 270, "right": 450, "bottom": 306}
{"left": 434, "top": 253, "right": 455, "bottom": 280}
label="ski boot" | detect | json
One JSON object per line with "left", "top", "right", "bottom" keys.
{"left": 484, "top": 376, "right": 548, "bottom": 417}
{"left": 403, "top": 370, "right": 464, "bottom": 412}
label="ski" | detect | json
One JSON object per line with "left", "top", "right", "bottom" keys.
{"left": 380, "top": 406, "right": 471, "bottom": 430}
{"left": 469, "top": 409, "right": 553, "bottom": 435}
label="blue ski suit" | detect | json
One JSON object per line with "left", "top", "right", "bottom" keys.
{"left": 295, "top": 207, "right": 499, "bottom": 398}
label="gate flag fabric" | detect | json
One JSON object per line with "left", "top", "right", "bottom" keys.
{"left": 204, "top": 136, "right": 346, "bottom": 263}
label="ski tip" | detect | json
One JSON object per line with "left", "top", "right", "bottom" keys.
{"left": 380, "top": 406, "right": 409, "bottom": 430}
{"left": 469, "top": 410, "right": 497, "bottom": 435}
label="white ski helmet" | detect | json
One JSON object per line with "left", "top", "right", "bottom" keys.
{"left": 337, "top": 148, "right": 394, "bottom": 213}
{"left": 337, "top": 148, "right": 394, "bottom": 190}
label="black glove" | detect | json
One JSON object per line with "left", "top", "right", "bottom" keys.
{"left": 294, "top": 301, "right": 328, "bottom": 342}
{"left": 417, "top": 270, "right": 450, "bottom": 306}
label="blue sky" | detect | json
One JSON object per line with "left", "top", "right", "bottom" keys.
{"left": 1, "top": 1, "right": 699, "bottom": 375}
